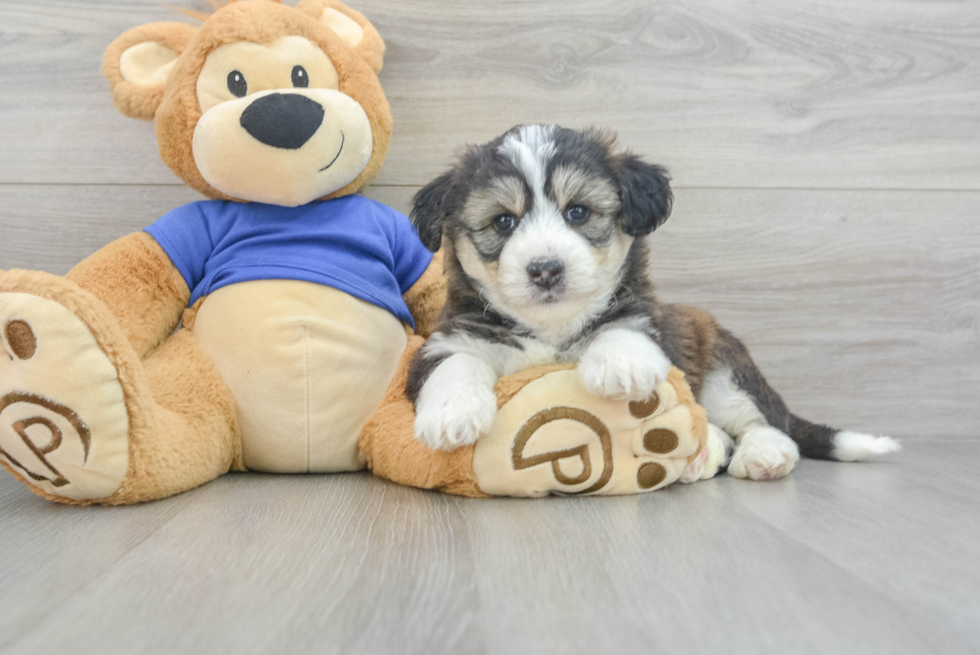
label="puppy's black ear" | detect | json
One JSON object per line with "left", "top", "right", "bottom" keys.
{"left": 410, "top": 171, "right": 454, "bottom": 252}
{"left": 617, "top": 156, "right": 673, "bottom": 237}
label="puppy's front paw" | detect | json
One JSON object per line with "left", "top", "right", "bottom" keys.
{"left": 414, "top": 387, "right": 497, "bottom": 451}
{"left": 729, "top": 426, "right": 799, "bottom": 481}
{"left": 578, "top": 329, "right": 671, "bottom": 401}
{"left": 413, "top": 354, "right": 499, "bottom": 451}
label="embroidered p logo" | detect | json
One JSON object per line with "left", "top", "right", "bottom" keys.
{"left": 473, "top": 368, "right": 702, "bottom": 497}
{"left": 0, "top": 392, "right": 91, "bottom": 488}
{"left": 511, "top": 407, "right": 614, "bottom": 494}
{"left": 0, "top": 290, "right": 134, "bottom": 500}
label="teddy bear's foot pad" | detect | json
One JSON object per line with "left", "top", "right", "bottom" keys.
{"left": 0, "top": 289, "right": 130, "bottom": 500}
{"left": 473, "top": 368, "right": 703, "bottom": 497}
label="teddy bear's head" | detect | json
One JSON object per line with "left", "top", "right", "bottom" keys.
{"left": 102, "top": 0, "right": 390, "bottom": 207}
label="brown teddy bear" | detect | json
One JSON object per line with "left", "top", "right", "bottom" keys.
{"left": 0, "top": 0, "right": 706, "bottom": 504}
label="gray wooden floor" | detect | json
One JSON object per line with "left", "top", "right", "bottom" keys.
{"left": 2, "top": 441, "right": 979, "bottom": 654}
{"left": 1, "top": 0, "right": 979, "bottom": 653}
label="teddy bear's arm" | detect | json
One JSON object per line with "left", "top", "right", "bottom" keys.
{"left": 402, "top": 250, "right": 446, "bottom": 338}
{"left": 65, "top": 232, "right": 191, "bottom": 358}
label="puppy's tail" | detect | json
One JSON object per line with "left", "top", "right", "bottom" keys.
{"left": 789, "top": 414, "right": 901, "bottom": 462}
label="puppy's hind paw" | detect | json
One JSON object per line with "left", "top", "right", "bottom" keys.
{"left": 729, "top": 426, "right": 799, "bottom": 481}
{"left": 679, "top": 424, "right": 732, "bottom": 483}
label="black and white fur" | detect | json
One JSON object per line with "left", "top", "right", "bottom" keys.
{"left": 407, "top": 125, "right": 899, "bottom": 481}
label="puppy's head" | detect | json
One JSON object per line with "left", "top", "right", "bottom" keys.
{"left": 412, "top": 125, "right": 672, "bottom": 331}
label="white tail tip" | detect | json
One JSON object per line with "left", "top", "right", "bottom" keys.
{"left": 832, "top": 431, "right": 902, "bottom": 462}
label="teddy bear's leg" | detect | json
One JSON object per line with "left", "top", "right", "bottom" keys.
{"left": 0, "top": 268, "right": 239, "bottom": 505}
{"left": 113, "top": 327, "right": 241, "bottom": 504}
{"left": 359, "top": 337, "right": 709, "bottom": 498}
{"left": 64, "top": 232, "right": 191, "bottom": 358}
{"left": 358, "top": 336, "right": 486, "bottom": 496}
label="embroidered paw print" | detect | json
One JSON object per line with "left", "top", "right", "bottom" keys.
{"left": 4, "top": 320, "right": 37, "bottom": 361}
{"left": 0, "top": 288, "right": 130, "bottom": 500}
{"left": 472, "top": 368, "right": 705, "bottom": 497}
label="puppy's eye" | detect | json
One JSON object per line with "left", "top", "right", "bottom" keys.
{"left": 291, "top": 65, "right": 309, "bottom": 88}
{"left": 493, "top": 214, "right": 517, "bottom": 234}
{"left": 227, "top": 70, "right": 247, "bottom": 97}
{"left": 565, "top": 205, "right": 591, "bottom": 225}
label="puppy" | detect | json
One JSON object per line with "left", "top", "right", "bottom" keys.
{"left": 407, "top": 125, "right": 899, "bottom": 481}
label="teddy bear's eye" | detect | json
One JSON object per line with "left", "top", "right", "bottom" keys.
{"left": 227, "top": 70, "right": 247, "bottom": 97}
{"left": 291, "top": 65, "right": 309, "bottom": 88}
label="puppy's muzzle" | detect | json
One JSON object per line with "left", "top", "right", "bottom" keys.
{"left": 240, "top": 93, "right": 325, "bottom": 150}
{"left": 527, "top": 258, "right": 565, "bottom": 290}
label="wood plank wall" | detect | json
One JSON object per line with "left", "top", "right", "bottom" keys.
{"left": 1, "top": 0, "right": 977, "bottom": 438}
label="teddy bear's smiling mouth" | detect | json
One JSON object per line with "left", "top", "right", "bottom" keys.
{"left": 319, "top": 132, "right": 345, "bottom": 172}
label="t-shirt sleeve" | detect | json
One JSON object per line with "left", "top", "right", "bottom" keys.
{"left": 385, "top": 205, "right": 434, "bottom": 293}
{"left": 144, "top": 202, "right": 215, "bottom": 294}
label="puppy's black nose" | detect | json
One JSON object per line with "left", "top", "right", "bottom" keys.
{"left": 527, "top": 259, "right": 565, "bottom": 290}
{"left": 240, "top": 93, "right": 324, "bottom": 150}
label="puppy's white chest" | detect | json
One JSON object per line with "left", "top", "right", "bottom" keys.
{"left": 504, "top": 337, "right": 566, "bottom": 374}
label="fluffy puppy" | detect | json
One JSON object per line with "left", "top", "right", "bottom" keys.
{"left": 407, "top": 125, "right": 899, "bottom": 481}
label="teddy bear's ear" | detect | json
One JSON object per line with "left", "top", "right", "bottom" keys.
{"left": 297, "top": 0, "right": 386, "bottom": 74}
{"left": 102, "top": 22, "right": 198, "bottom": 120}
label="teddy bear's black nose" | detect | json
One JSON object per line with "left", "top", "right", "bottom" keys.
{"left": 240, "top": 93, "right": 324, "bottom": 150}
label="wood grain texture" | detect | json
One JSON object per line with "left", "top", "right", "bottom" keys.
{"left": 3, "top": 184, "right": 976, "bottom": 439}
{"left": 0, "top": 0, "right": 978, "bottom": 187}
{"left": 723, "top": 440, "right": 980, "bottom": 649}
{"left": 1, "top": 443, "right": 978, "bottom": 655}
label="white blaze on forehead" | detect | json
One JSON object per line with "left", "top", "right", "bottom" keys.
{"left": 497, "top": 125, "right": 558, "bottom": 211}
{"left": 497, "top": 125, "right": 565, "bottom": 260}
{"left": 508, "top": 208, "right": 569, "bottom": 260}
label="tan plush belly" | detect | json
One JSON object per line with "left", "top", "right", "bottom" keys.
{"left": 192, "top": 280, "right": 408, "bottom": 473}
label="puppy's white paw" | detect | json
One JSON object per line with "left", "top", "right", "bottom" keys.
{"left": 414, "top": 389, "right": 497, "bottom": 451}
{"left": 578, "top": 329, "right": 671, "bottom": 401}
{"left": 413, "top": 354, "right": 498, "bottom": 451}
{"left": 680, "top": 424, "right": 733, "bottom": 483}
{"left": 679, "top": 444, "right": 710, "bottom": 484}
{"left": 729, "top": 426, "right": 800, "bottom": 481}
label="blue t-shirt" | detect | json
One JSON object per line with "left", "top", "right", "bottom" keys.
{"left": 145, "top": 196, "right": 432, "bottom": 327}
